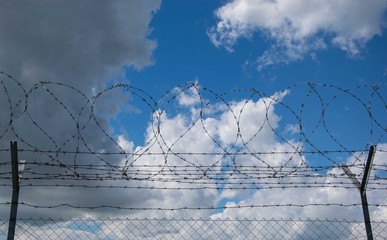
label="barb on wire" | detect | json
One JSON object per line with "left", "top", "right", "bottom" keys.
{"left": 0, "top": 71, "right": 386, "bottom": 216}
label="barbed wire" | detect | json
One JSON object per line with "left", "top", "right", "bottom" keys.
{"left": 0, "top": 71, "right": 386, "bottom": 214}
{"left": 1, "top": 160, "right": 386, "bottom": 184}
{"left": 1, "top": 201, "right": 386, "bottom": 211}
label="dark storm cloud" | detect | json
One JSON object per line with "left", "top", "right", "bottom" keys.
{"left": 0, "top": 0, "right": 161, "bottom": 219}
{"left": 0, "top": 0, "right": 160, "bottom": 89}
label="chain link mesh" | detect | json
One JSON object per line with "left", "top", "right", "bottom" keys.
{"left": 0, "top": 218, "right": 386, "bottom": 239}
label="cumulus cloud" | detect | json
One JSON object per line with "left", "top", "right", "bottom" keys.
{"left": 0, "top": 1, "right": 385, "bottom": 238}
{"left": 0, "top": 78, "right": 295, "bottom": 220}
{"left": 0, "top": 0, "right": 161, "bottom": 219}
{"left": 116, "top": 83, "right": 386, "bottom": 221}
{"left": 0, "top": 0, "right": 160, "bottom": 90}
{"left": 1, "top": 77, "right": 386, "bottom": 238}
{"left": 209, "top": 144, "right": 387, "bottom": 239}
{"left": 209, "top": 0, "right": 387, "bottom": 69}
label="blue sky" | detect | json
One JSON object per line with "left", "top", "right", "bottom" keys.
{"left": 0, "top": 1, "right": 386, "bottom": 237}
{"left": 116, "top": 0, "right": 387, "bottom": 150}
{"left": 104, "top": 0, "right": 387, "bottom": 223}
{"left": 128, "top": 0, "right": 386, "bottom": 90}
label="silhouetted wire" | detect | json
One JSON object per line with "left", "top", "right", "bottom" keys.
{"left": 0, "top": 71, "right": 386, "bottom": 213}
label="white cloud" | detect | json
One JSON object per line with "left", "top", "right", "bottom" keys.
{"left": 209, "top": 144, "right": 387, "bottom": 238}
{"left": 117, "top": 135, "right": 135, "bottom": 153}
{"left": 209, "top": 0, "right": 387, "bottom": 69}
{"left": 284, "top": 123, "right": 301, "bottom": 135}
{"left": 122, "top": 84, "right": 384, "bottom": 222}
{"left": 174, "top": 82, "right": 201, "bottom": 107}
{"left": 0, "top": 0, "right": 161, "bottom": 220}
{"left": 1, "top": 81, "right": 385, "bottom": 238}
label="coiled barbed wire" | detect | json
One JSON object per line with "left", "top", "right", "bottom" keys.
{"left": 0, "top": 71, "right": 386, "bottom": 212}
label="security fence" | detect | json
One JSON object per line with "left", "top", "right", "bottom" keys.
{"left": 0, "top": 218, "right": 386, "bottom": 240}
{"left": 1, "top": 72, "right": 386, "bottom": 239}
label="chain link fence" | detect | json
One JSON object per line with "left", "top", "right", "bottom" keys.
{"left": 1, "top": 75, "right": 386, "bottom": 239}
{"left": 1, "top": 218, "right": 386, "bottom": 239}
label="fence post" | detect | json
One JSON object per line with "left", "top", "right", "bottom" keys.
{"left": 341, "top": 145, "right": 375, "bottom": 240}
{"left": 7, "top": 141, "right": 20, "bottom": 240}
{"left": 360, "top": 145, "right": 375, "bottom": 240}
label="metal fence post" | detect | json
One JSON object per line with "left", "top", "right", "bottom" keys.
{"left": 341, "top": 145, "right": 375, "bottom": 240}
{"left": 360, "top": 145, "right": 375, "bottom": 240}
{"left": 7, "top": 141, "right": 20, "bottom": 240}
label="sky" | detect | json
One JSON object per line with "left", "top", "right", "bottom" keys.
{"left": 0, "top": 0, "right": 386, "bottom": 239}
